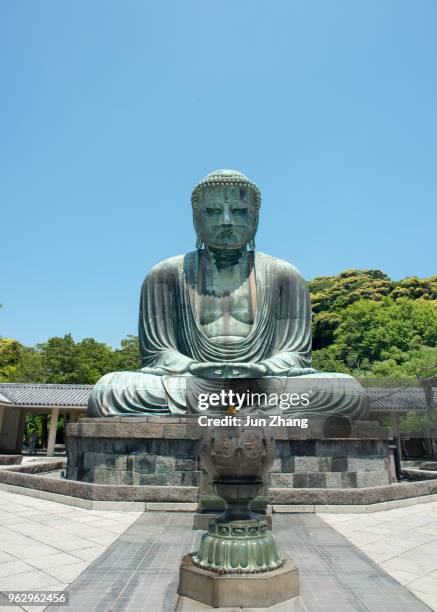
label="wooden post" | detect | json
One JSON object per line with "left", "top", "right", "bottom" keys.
{"left": 390, "top": 412, "right": 402, "bottom": 462}
{"left": 0, "top": 406, "right": 5, "bottom": 433}
{"left": 14, "top": 409, "right": 27, "bottom": 454}
{"left": 47, "top": 407, "right": 59, "bottom": 456}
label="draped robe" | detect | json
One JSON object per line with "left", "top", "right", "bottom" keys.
{"left": 87, "top": 251, "right": 368, "bottom": 420}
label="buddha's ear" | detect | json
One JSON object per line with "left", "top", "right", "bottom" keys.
{"left": 248, "top": 213, "right": 259, "bottom": 249}
{"left": 192, "top": 210, "right": 203, "bottom": 249}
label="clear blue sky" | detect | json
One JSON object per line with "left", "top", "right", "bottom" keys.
{"left": 2, "top": 1, "right": 436, "bottom": 347}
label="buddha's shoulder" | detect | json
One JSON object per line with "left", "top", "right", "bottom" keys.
{"left": 256, "top": 251, "right": 305, "bottom": 282}
{"left": 151, "top": 254, "right": 186, "bottom": 270}
{"left": 143, "top": 253, "right": 196, "bottom": 282}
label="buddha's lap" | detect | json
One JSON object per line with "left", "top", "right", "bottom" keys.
{"left": 93, "top": 369, "right": 364, "bottom": 394}
{"left": 89, "top": 369, "right": 367, "bottom": 419}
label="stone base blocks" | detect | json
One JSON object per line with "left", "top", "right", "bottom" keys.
{"left": 66, "top": 417, "right": 201, "bottom": 486}
{"left": 178, "top": 553, "right": 299, "bottom": 608}
{"left": 66, "top": 416, "right": 393, "bottom": 490}
{"left": 270, "top": 439, "right": 393, "bottom": 488}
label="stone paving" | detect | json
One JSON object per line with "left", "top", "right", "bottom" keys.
{"left": 323, "top": 501, "right": 437, "bottom": 611}
{"left": 0, "top": 489, "right": 141, "bottom": 612}
{"left": 50, "top": 514, "right": 431, "bottom": 611}
{"left": 0, "top": 488, "right": 435, "bottom": 611}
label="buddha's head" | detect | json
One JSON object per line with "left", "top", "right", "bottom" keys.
{"left": 191, "top": 169, "right": 261, "bottom": 251}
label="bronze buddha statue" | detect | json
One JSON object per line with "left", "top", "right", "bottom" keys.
{"left": 88, "top": 169, "right": 368, "bottom": 420}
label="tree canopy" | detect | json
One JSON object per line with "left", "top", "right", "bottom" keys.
{"left": 309, "top": 270, "right": 437, "bottom": 378}
{"left": 0, "top": 334, "right": 141, "bottom": 384}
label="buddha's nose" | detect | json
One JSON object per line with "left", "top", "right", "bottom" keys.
{"left": 222, "top": 205, "right": 232, "bottom": 224}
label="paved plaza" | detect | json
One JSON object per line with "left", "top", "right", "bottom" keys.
{"left": 0, "top": 489, "right": 435, "bottom": 611}
{"left": 323, "top": 502, "right": 437, "bottom": 611}
{"left": 0, "top": 489, "right": 141, "bottom": 612}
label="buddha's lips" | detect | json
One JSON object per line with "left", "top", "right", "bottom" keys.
{"left": 217, "top": 229, "right": 236, "bottom": 238}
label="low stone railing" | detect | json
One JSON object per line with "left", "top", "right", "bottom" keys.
{"left": 0, "top": 459, "right": 436, "bottom": 511}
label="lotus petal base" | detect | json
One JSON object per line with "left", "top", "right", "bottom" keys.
{"left": 192, "top": 517, "right": 283, "bottom": 574}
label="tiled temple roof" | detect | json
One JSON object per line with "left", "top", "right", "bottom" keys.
{"left": 0, "top": 383, "right": 92, "bottom": 407}
{"left": 365, "top": 386, "right": 429, "bottom": 412}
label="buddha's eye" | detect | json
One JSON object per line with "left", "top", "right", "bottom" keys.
{"left": 233, "top": 208, "right": 248, "bottom": 215}
{"left": 205, "top": 208, "right": 221, "bottom": 215}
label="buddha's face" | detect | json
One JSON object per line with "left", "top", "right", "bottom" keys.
{"left": 195, "top": 186, "right": 258, "bottom": 250}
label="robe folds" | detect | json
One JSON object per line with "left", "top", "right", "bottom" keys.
{"left": 87, "top": 251, "right": 368, "bottom": 420}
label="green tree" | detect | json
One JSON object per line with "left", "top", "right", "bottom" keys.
{"left": 371, "top": 346, "right": 437, "bottom": 378}
{"left": 391, "top": 276, "right": 437, "bottom": 301}
{"left": 11, "top": 347, "right": 45, "bottom": 382}
{"left": 114, "top": 335, "right": 141, "bottom": 371}
{"left": 309, "top": 269, "right": 392, "bottom": 312}
{"left": 0, "top": 338, "right": 22, "bottom": 381}
{"left": 27, "top": 334, "right": 116, "bottom": 384}
{"left": 332, "top": 298, "right": 437, "bottom": 366}
{"left": 1, "top": 333, "right": 140, "bottom": 385}
{"left": 36, "top": 334, "right": 80, "bottom": 383}
{"left": 309, "top": 270, "right": 437, "bottom": 351}
{"left": 74, "top": 337, "right": 115, "bottom": 383}
{"left": 309, "top": 269, "right": 392, "bottom": 349}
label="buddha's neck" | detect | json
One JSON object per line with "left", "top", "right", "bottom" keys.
{"left": 203, "top": 246, "right": 249, "bottom": 270}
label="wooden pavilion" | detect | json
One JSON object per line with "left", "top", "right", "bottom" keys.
{"left": 0, "top": 383, "right": 91, "bottom": 455}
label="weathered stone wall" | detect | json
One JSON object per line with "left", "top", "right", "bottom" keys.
{"left": 2, "top": 460, "right": 437, "bottom": 508}
{"left": 271, "top": 439, "right": 391, "bottom": 488}
{"left": 66, "top": 417, "right": 393, "bottom": 489}
{"left": 67, "top": 442, "right": 200, "bottom": 486}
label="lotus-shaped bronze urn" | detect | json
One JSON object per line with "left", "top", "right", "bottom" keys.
{"left": 193, "top": 424, "right": 284, "bottom": 574}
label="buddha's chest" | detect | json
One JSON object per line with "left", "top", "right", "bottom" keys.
{"left": 195, "top": 266, "right": 256, "bottom": 339}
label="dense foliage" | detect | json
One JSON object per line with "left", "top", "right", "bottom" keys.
{"left": 308, "top": 269, "right": 437, "bottom": 436}
{"left": 0, "top": 334, "right": 140, "bottom": 384}
{"left": 310, "top": 270, "right": 437, "bottom": 378}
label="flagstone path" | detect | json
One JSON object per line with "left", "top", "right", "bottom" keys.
{"left": 0, "top": 489, "right": 436, "bottom": 611}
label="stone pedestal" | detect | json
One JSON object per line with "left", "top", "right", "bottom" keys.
{"left": 66, "top": 416, "right": 393, "bottom": 493}
{"left": 271, "top": 436, "right": 393, "bottom": 488}
{"left": 66, "top": 417, "right": 201, "bottom": 486}
{"left": 178, "top": 553, "right": 299, "bottom": 608}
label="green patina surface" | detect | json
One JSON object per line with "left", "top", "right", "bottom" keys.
{"left": 87, "top": 169, "right": 368, "bottom": 419}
